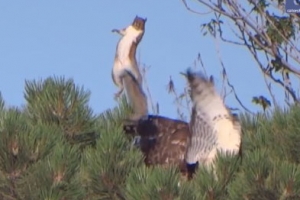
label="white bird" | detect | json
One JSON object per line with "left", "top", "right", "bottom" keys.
{"left": 184, "top": 69, "right": 242, "bottom": 177}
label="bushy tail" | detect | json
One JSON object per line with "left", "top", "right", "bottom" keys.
{"left": 122, "top": 70, "right": 148, "bottom": 122}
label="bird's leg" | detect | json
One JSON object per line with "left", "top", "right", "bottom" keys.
{"left": 186, "top": 162, "right": 198, "bottom": 180}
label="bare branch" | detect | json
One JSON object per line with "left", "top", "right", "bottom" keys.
{"left": 196, "top": 53, "right": 208, "bottom": 77}
{"left": 187, "top": 0, "right": 300, "bottom": 74}
{"left": 182, "top": 0, "right": 300, "bottom": 109}
{"left": 213, "top": 14, "right": 245, "bottom": 45}
{"left": 166, "top": 76, "right": 190, "bottom": 120}
{"left": 194, "top": 0, "right": 244, "bottom": 20}
{"left": 263, "top": 52, "right": 278, "bottom": 107}
{"left": 240, "top": 28, "right": 299, "bottom": 103}
{"left": 139, "top": 63, "right": 158, "bottom": 115}
{"left": 213, "top": 33, "right": 255, "bottom": 114}
{"left": 182, "top": 0, "right": 213, "bottom": 15}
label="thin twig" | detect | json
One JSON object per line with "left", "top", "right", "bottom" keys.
{"left": 213, "top": 33, "right": 255, "bottom": 115}
{"left": 241, "top": 28, "right": 299, "bottom": 103}
{"left": 182, "top": 0, "right": 213, "bottom": 15}
{"left": 138, "top": 60, "right": 157, "bottom": 115}
{"left": 167, "top": 76, "right": 189, "bottom": 120}
{"left": 263, "top": 52, "right": 278, "bottom": 107}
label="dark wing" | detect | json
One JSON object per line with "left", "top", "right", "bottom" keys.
{"left": 123, "top": 115, "right": 190, "bottom": 173}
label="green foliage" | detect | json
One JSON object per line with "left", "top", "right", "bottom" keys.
{"left": 266, "top": 15, "right": 295, "bottom": 44}
{"left": 0, "top": 109, "right": 56, "bottom": 174}
{"left": 125, "top": 166, "right": 187, "bottom": 200}
{"left": 200, "top": 19, "right": 223, "bottom": 37}
{"left": 2, "top": 77, "right": 300, "bottom": 199}
{"left": 193, "top": 0, "right": 300, "bottom": 108}
{"left": 226, "top": 106, "right": 300, "bottom": 199}
{"left": 252, "top": 95, "right": 271, "bottom": 111}
{"left": 0, "top": 92, "right": 6, "bottom": 129}
{"left": 96, "top": 95, "right": 132, "bottom": 132}
{"left": 0, "top": 92, "right": 4, "bottom": 111}
{"left": 184, "top": 152, "right": 242, "bottom": 200}
{"left": 82, "top": 107, "right": 144, "bottom": 200}
{"left": 24, "top": 76, "right": 95, "bottom": 133}
{"left": 0, "top": 108, "right": 72, "bottom": 199}
{"left": 24, "top": 76, "right": 97, "bottom": 148}
{"left": 20, "top": 143, "right": 84, "bottom": 200}
{"left": 251, "top": 0, "right": 269, "bottom": 12}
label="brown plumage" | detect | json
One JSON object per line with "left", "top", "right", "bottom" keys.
{"left": 119, "top": 64, "right": 190, "bottom": 175}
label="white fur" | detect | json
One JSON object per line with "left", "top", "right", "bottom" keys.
{"left": 113, "top": 25, "right": 143, "bottom": 88}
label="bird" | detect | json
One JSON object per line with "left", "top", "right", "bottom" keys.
{"left": 124, "top": 115, "right": 190, "bottom": 175}
{"left": 184, "top": 69, "right": 242, "bottom": 178}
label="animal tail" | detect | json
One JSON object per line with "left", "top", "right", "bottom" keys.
{"left": 121, "top": 69, "right": 148, "bottom": 122}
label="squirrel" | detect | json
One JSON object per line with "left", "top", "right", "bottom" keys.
{"left": 111, "top": 16, "right": 147, "bottom": 100}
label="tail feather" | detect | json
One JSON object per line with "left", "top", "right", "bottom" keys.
{"left": 185, "top": 69, "right": 241, "bottom": 170}
{"left": 185, "top": 69, "right": 228, "bottom": 120}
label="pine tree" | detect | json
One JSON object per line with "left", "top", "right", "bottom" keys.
{"left": 1, "top": 77, "right": 300, "bottom": 199}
